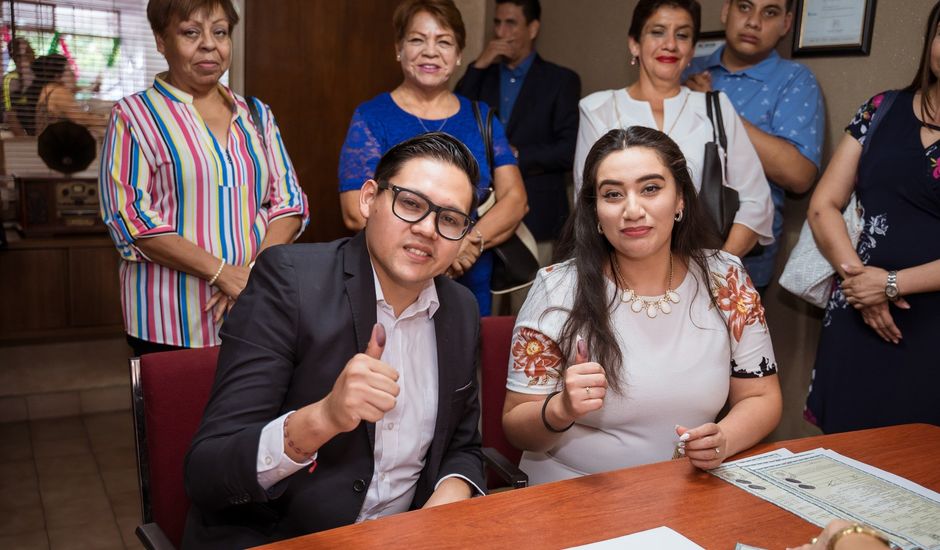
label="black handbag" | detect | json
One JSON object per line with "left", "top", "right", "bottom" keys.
{"left": 699, "top": 91, "right": 739, "bottom": 240}
{"left": 471, "top": 101, "right": 540, "bottom": 295}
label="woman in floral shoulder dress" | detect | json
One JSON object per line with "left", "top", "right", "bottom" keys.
{"left": 804, "top": 1, "right": 940, "bottom": 434}
{"left": 501, "top": 127, "right": 781, "bottom": 485}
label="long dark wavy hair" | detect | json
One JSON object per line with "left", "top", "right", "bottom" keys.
{"left": 553, "top": 127, "right": 723, "bottom": 393}
{"left": 905, "top": 0, "right": 940, "bottom": 123}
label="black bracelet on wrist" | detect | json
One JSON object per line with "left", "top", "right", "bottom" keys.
{"left": 541, "top": 390, "right": 575, "bottom": 433}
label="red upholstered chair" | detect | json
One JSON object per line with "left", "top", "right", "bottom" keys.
{"left": 480, "top": 315, "right": 528, "bottom": 489}
{"left": 130, "top": 347, "right": 220, "bottom": 550}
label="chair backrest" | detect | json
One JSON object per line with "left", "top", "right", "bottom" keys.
{"left": 131, "top": 346, "right": 220, "bottom": 548}
{"left": 480, "top": 315, "right": 522, "bottom": 486}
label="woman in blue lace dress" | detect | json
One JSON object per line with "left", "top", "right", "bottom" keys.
{"left": 804, "top": 1, "right": 940, "bottom": 433}
{"left": 337, "top": 0, "right": 527, "bottom": 316}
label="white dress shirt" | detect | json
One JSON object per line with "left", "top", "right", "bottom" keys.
{"left": 574, "top": 86, "right": 774, "bottom": 245}
{"left": 255, "top": 264, "right": 480, "bottom": 520}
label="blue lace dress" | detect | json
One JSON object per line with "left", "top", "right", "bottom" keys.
{"left": 338, "top": 92, "right": 517, "bottom": 316}
{"left": 805, "top": 91, "right": 940, "bottom": 433}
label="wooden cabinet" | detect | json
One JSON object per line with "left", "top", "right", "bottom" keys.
{"left": 0, "top": 235, "right": 123, "bottom": 343}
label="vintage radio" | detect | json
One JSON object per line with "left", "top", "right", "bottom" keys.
{"left": 16, "top": 176, "right": 107, "bottom": 237}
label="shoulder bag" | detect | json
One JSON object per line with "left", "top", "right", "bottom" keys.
{"left": 699, "top": 91, "right": 740, "bottom": 240}
{"left": 471, "top": 101, "right": 540, "bottom": 295}
{"left": 779, "top": 90, "right": 899, "bottom": 308}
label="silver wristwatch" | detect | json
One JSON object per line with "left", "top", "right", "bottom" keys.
{"left": 885, "top": 270, "right": 900, "bottom": 301}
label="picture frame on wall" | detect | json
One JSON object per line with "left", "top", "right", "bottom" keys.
{"left": 792, "top": 0, "right": 877, "bottom": 57}
{"left": 694, "top": 31, "right": 726, "bottom": 59}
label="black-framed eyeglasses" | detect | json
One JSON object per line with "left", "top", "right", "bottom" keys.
{"left": 378, "top": 181, "right": 475, "bottom": 241}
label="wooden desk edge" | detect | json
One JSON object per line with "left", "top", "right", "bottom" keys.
{"left": 254, "top": 423, "right": 938, "bottom": 549}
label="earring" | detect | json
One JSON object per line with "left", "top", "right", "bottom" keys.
{"left": 630, "top": 56, "right": 638, "bottom": 66}
{"left": 674, "top": 210, "right": 684, "bottom": 222}
{"left": 597, "top": 222, "right": 604, "bottom": 234}
{"left": 396, "top": 52, "right": 401, "bottom": 62}
{"left": 457, "top": 58, "right": 462, "bottom": 66}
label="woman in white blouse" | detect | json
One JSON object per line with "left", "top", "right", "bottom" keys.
{"left": 574, "top": 0, "right": 773, "bottom": 257}
{"left": 502, "top": 127, "right": 781, "bottom": 485}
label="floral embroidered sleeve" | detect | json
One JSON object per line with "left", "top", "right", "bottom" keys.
{"left": 507, "top": 327, "right": 564, "bottom": 390}
{"left": 710, "top": 258, "right": 778, "bottom": 378}
{"left": 505, "top": 262, "right": 574, "bottom": 394}
{"left": 845, "top": 92, "right": 888, "bottom": 145}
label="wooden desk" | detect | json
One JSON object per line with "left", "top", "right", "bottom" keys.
{"left": 259, "top": 424, "right": 938, "bottom": 550}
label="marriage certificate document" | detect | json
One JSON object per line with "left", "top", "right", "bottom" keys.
{"left": 712, "top": 449, "right": 940, "bottom": 550}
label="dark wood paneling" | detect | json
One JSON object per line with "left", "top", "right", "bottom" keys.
{"left": 69, "top": 246, "right": 123, "bottom": 327}
{"left": 245, "top": 0, "right": 403, "bottom": 243}
{"left": 0, "top": 248, "right": 69, "bottom": 333}
{"left": 0, "top": 236, "right": 124, "bottom": 343}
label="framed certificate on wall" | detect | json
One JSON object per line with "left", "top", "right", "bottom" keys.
{"left": 792, "top": 0, "right": 877, "bottom": 57}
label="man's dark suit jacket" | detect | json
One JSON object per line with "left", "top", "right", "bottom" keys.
{"left": 182, "top": 232, "right": 484, "bottom": 548}
{"left": 456, "top": 54, "right": 581, "bottom": 242}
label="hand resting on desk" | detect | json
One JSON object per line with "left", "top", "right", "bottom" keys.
{"left": 788, "top": 519, "right": 891, "bottom": 550}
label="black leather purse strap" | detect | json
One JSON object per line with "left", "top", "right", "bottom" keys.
{"left": 471, "top": 100, "right": 495, "bottom": 180}
{"left": 246, "top": 96, "right": 267, "bottom": 149}
{"left": 705, "top": 91, "right": 727, "bottom": 156}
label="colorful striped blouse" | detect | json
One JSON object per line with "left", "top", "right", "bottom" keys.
{"left": 99, "top": 75, "right": 309, "bottom": 348}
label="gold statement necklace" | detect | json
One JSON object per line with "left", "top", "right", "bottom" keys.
{"left": 611, "top": 253, "right": 680, "bottom": 318}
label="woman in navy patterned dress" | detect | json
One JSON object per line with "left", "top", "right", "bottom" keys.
{"left": 804, "top": 1, "right": 940, "bottom": 433}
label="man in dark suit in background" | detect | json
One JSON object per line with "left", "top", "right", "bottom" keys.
{"left": 456, "top": 0, "right": 580, "bottom": 265}
{"left": 183, "top": 133, "right": 485, "bottom": 548}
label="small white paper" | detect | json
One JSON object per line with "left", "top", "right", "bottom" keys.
{"left": 565, "top": 526, "right": 705, "bottom": 549}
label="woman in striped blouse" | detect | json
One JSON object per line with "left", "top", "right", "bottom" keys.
{"left": 99, "top": 0, "right": 309, "bottom": 355}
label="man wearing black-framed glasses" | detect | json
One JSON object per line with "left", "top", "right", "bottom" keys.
{"left": 377, "top": 181, "right": 475, "bottom": 241}
{"left": 185, "top": 133, "right": 486, "bottom": 547}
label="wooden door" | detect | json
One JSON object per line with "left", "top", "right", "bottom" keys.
{"left": 244, "top": 0, "right": 403, "bottom": 244}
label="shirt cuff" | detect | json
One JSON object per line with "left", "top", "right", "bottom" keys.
{"left": 126, "top": 228, "right": 177, "bottom": 263}
{"left": 257, "top": 411, "right": 316, "bottom": 491}
{"left": 434, "top": 473, "right": 485, "bottom": 497}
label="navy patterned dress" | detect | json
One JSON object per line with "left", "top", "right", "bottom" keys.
{"left": 805, "top": 90, "right": 940, "bottom": 433}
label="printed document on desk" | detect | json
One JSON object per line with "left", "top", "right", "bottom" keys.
{"left": 711, "top": 449, "right": 843, "bottom": 527}
{"left": 565, "top": 526, "right": 705, "bottom": 549}
{"left": 714, "top": 448, "right": 940, "bottom": 550}
{"left": 748, "top": 449, "right": 940, "bottom": 550}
